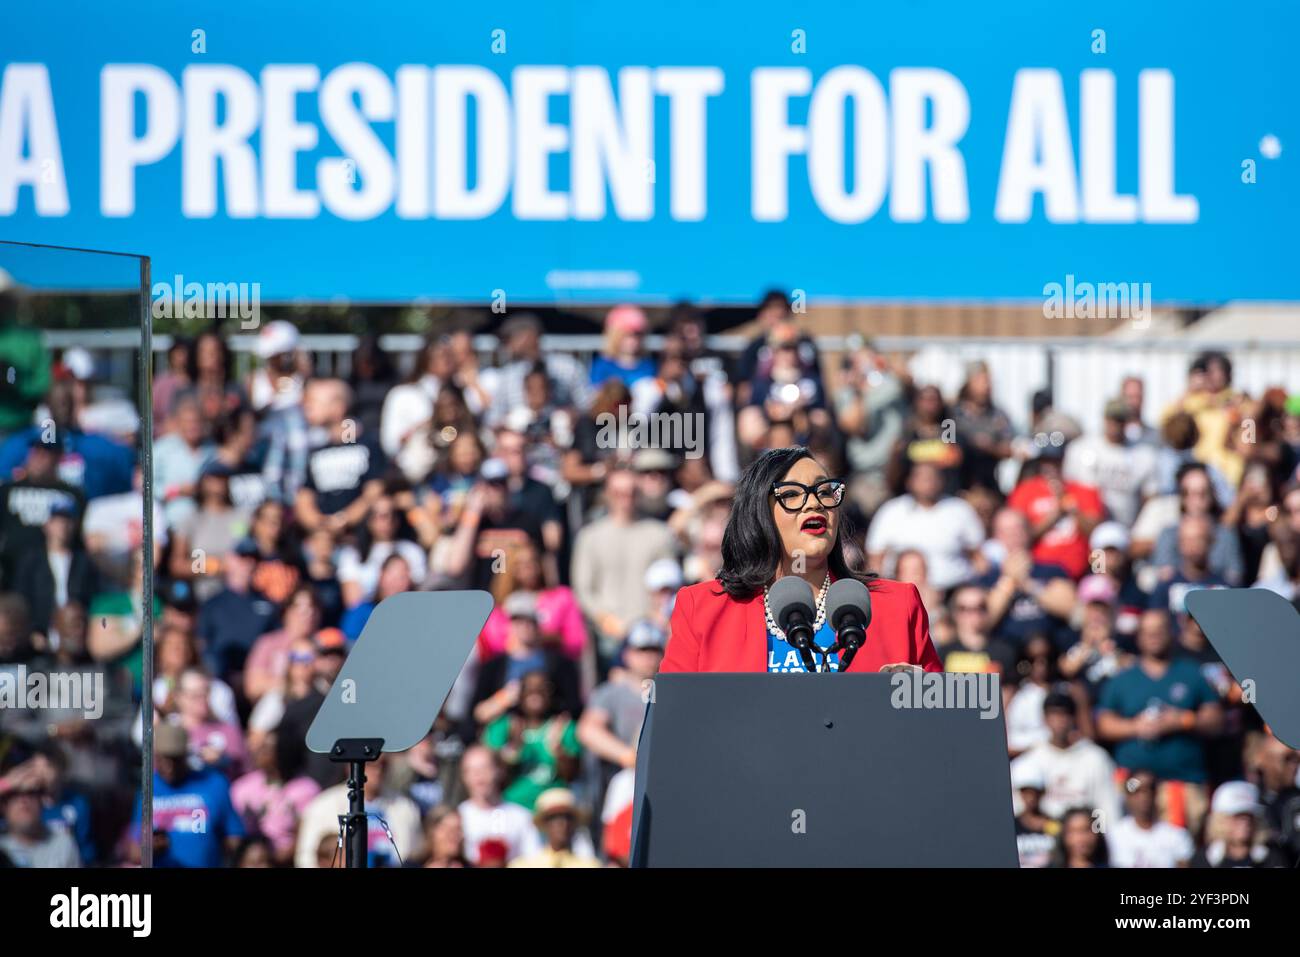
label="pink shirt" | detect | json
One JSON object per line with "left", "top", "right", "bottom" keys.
{"left": 244, "top": 629, "right": 294, "bottom": 691}
{"left": 186, "top": 719, "right": 250, "bottom": 779}
{"left": 230, "top": 771, "right": 322, "bottom": 856}
{"left": 478, "top": 587, "right": 589, "bottom": 660}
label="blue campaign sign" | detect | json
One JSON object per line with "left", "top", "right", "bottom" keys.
{"left": 1, "top": 1, "right": 1296, "bottom": 304}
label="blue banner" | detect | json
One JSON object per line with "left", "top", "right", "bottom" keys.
{"left": 1, "top": 1, "right": 1296, "bottom": 304}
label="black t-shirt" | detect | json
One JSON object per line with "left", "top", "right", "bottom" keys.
{"left": 1015, "top": 818, "right": 1058, "bottom": 868}
{"left": 304, "top": 436, "right": 387, "bottom": 515}
{"left": 277, "top": 689, "right": 341, "bottom": 788}
{"left": 572, "top": 416, "right": 604, "bottom": 465}
{"left": 975, "top": 561, "right": 1073, "bottom": 651}
{"left": 0, "top": 477, "right": 86, "bottom": 577}
{"left": 508, "top": 476, "right": 561, "bottom": 527}
{"left": 196, "top": 587, "right": 279, "bottom": 681}
{"left": 227, "top": 464, "right": 269, "bottom": 512}
{"left": 472, "top": 508, "right": 545, "bottom": 591}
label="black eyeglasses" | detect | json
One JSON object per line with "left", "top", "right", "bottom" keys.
{"left": 771, "top": 479, "right": 845, "bottom": 512}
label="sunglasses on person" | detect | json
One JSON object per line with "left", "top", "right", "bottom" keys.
{"left": 771, "top": 479, "right": 845, "bottom": 512}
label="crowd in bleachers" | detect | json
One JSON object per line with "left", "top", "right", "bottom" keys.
{"left": 1, "top": 292, "right": 1299, "bottom": 868}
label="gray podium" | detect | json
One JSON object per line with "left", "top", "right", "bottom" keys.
{"left": 631, "top": 673, "right": 1018, "bottom": 867}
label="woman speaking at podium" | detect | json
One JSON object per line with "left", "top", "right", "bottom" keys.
{"left": 661, "top": 446, "right": 942, "bottom": 674}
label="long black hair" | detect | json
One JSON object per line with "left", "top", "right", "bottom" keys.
{"left": 716, "top": 446, "right": 875, "bottom": 600}
{"left": 1050, "top": 806, "right": 1110, "bottom": 868}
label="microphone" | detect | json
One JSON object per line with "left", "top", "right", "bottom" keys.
{"left": 827, "top": 579, "right": 872, "bottom": 673}
{"left": 768, "top": 576, "right": 819, "bottom": 673}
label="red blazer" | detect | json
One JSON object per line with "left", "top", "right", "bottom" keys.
{"left": 662, "top": 577, "right": 943, "bottom": 674}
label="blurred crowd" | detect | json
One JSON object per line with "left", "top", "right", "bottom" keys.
{"left": 1, "top": 291, "right": 1299, "bottom": 869}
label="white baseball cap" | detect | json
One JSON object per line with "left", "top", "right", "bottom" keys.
{"left": 1089, "top": 521, "right": 1131, "bottom": 552}
{"left": 479, "top": 458, "right": 509, "bottom": 483}
{"left": 256, "top": 320, "right": 300, "bottom": 359}
{"left": 1211, "top": 780, "right": 1263, "bottom": 817}
{"left": 625, "top": 618, "right": 667, "bottom": 651}
{"left": 62, "top": 347, "right": 96, "bottom": 381}
{"left": 1010, "top": 762, "right": 1045, "bottom": 792}
{"left": 503, "top": 406, "right": 536, "bottom": 434}
{"left": 644, "top": 558, "right": 683, "bottom": 592}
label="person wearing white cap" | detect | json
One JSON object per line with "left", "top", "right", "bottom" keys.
{"left": 1086, "top": 520, "right": 1147, "bottom": 638}
{"left": 250, "top": 321, "right": 312, "bottom": 502}
{"left": 1190, "top": 781, "right": 1287, "bottom": 867}
{"left": 1089, "top": 520, "right": 1131, "bottom": 555}
{"left": 60, "top": 347, "right": 95, "bottom": 383}
{"left": 41, "top": 345, "right": 140, "bottom": 444}
{"left": 249, "top": 320, "right": 303, "bottom": 413}
{"left": 1010, "top": 762, "right": 1057, "bottom": 869}
{"left": 643, "top": 557, "right": 683, "bottom": 630}
{"left": 578, "top": 618, "right": 665, "bottom": 779}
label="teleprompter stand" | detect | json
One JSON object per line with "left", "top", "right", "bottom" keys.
{"left": 327, "top": 737, "right": 385, "bottom": 869}
{"left": 307, "top": 592, "right": 493, "bottom": 868}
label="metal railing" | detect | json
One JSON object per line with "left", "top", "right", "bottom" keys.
{"left": 45, "top": 330, "right": 1300, "bottom": 440}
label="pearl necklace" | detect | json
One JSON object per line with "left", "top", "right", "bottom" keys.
{"left": 764, "top": 575, "right": 831, "bottom": 643}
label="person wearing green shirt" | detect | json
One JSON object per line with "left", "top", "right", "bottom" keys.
{"left": 481, "top": 670, "right": 580, "bottom": 810}
{"left": 87, "top": 549, "right": 161, "bottom": 697}
{"left": 0, "top": 320, "right": 51, "bottom": 436}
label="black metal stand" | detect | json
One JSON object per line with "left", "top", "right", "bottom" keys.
{"left": 329, "top": 738, "right": 384, "bottom": 868}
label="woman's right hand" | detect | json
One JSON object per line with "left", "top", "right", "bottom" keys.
{"left": 461, "top": 486, "right": 488, "bottom": 523}
{"left": 497, "top": 680, "right": 521, "bottom": 710}
{"left": 878, "top": 663, "right": 922, "bottom": 674}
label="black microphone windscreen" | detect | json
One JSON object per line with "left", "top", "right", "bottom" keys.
{"left": 827, "top": 578, "right": 872, "bottom": 631}
{"left": 768, "top": 575, "right": 816, "bottom": 631}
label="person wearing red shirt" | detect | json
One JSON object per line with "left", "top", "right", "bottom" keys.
{"left": 1006, "top": 446, "right": 1105, "bottom": 580}
{"left": 662, "top": 446, "right": 941, "bottom": 675}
